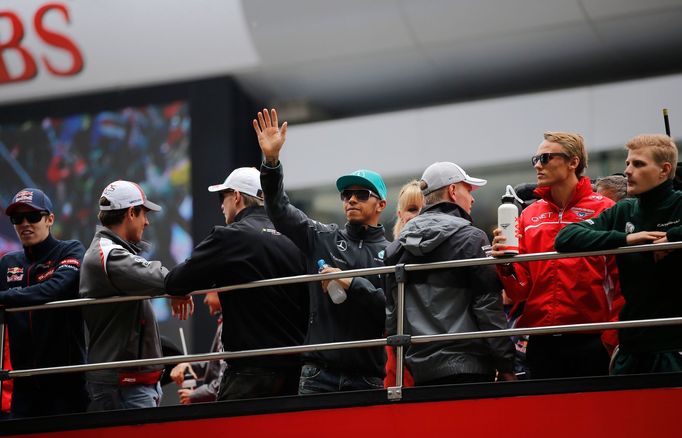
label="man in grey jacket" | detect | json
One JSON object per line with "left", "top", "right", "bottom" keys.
{"left": 385, "top": 162, "right": 515, "bottom": 385}
{"left": 79, "top": 180, "right": 193, "bottom": 411}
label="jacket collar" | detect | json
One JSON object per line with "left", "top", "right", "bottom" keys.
{"left": 638, "top": 180, "right": 674, "bottom": 210}
{"left": 233, "top": 206, "right": 266, "bottom": 223}
{"left": 344, "top": 222, "right": 386, "bottom": 242}
{"left": 534, "top": 176, "right": 593, "bottom": 210}
{"left": 96, "top": 225, "right": 144, "bottom": 255}
{"left": 422, "top": 201, "right": 473, "bottom": 223}
{"left": 23, "top": 233, "right": 58, "bottom": 261}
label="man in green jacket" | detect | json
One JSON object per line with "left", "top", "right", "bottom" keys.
{"left": 555, "top": 134, "right": 682, "bottom": 375}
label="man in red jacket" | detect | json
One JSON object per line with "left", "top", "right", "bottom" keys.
{"left": 491, "top": 132, "right": 622, "bottom": 379}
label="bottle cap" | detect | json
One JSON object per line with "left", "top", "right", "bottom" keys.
{"left": 317, "top": 259, "right": 326, "bottom": 270}
{"left": 501, "top": 185, "right": 523, "bottom": 203}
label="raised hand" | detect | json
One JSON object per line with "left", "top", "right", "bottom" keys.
{"left": 253, "top": 108, "right": 287, "bottom": 165}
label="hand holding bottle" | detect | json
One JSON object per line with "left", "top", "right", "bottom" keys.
{"left": 317, "top": 259, "right": 349, "bottom": 304}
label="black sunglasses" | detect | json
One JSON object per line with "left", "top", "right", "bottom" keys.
{"left": 10, "top": 211, "right": 49, "bottom": 225}
{"left": 340, "top": 189, "right": 380, "bottom": 202}
{"left": 531, "top": 152, "right": 570, "bottom": 166}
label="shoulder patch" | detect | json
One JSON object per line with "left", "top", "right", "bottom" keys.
{"left": 6, "top": 266, "right": 24, "bottom": 283}
{"left": 60, "top": 258, "right": 81, "bottom": 268}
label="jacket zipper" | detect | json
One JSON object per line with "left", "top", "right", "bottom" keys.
{"left": 359, "top": 240, "right": 363, "bottom": 249}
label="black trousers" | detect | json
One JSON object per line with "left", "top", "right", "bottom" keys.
{"left": 217, "top": 365, "right": 300, "bottom": 401}
{"left": 526, "top": 333, "right": 609, "bottom": 379}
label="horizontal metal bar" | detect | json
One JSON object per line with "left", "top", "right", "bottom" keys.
{"left": 4, "top": 241, "right": 682, "bottom": 313}
{"left": 410, "top": 317, "right": 682, "bottom": 344}
{"left": 6, "top": 316, "right": 682, "bottom": 380}
{"left": 405, "top": 241, "right": 682, "bottom": 272}
{"left": 5, "top": 337, "right": 387, "bottom": 379}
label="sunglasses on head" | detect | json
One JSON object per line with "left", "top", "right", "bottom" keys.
{"left": 340, "top": 189, "right": 380, "bottom": 202}
{"left": 10, "top": 211, "right": 49, "bottom": 225}
{"left": 531, "top": 152, "right": 570, "bottom": 166}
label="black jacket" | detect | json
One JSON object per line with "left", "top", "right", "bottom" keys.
{"left": 165, "top": 206, "right": 309, "bottom": 369}
{"left": 260, "top": 163, "right": 388, "bottom": 378}
{"left": 385, "top": 202, "right": 514, "bottom": 383}
{"left": 0, "top": 234, "right": 87, "bottom": 416}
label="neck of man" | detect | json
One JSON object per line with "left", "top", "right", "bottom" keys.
{"left": 106, "top": 223, "right": 136, "bottom": 243}
{"left": 549, "top": 174, "right": 579, "bottom": 209}
{"left": 353, "top": 218, "right": 379, "bottom": 229}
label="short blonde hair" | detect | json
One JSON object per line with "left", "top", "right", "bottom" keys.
{"left": 393, "top": 180, "right": 424, "bottom": 239}
{"left": 625, "top": 134, "right": 678, "bottom": 180}
{"left": 544, "top": 131, "right": 588, "bottom": 177}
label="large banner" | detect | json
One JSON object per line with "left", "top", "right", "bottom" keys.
{"left": 0, "top": 0, "right": 260, "bottom": 104}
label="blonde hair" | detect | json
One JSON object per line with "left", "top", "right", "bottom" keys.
{"left": 393, "top": 180, "right": 424, "bottom": 239}
{"left": 544, "top": 131, "right": 588, "bottom": 177}
{"left": 625, "top": 134, "right": 678, "bottom": 180}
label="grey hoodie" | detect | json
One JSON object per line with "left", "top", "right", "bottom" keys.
{"left": 385, "top": 202, "right": 514, "bottom": 383}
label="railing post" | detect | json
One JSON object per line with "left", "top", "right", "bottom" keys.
{"left": 387, "top": 264, "right": 407, "bottom": 401}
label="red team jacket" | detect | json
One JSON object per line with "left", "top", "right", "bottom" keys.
{"left": 497, "top": 177, "right": 623, "bottom": 349}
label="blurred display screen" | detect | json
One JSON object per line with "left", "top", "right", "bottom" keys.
{"left": 0, "top": 101, "right": 193, "bottom": 323}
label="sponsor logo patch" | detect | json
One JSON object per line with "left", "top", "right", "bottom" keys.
{"left": 571, "top": 207, "right": 595, "bottom": 218}
{"left": 59, "top": 258, "right": 81, "bottom": 268}
{"left": 658, "top": 219, "right": 680, "bottom": 228}
{"left": 625, "top": 222, "right": 635, "bottom": 234}
{"left": 14, "top": 190, "right": 34, "bottom": 203}
{"left": 262, "top": 228, "right": 281, "bottom": 236}
{"left": 6, "top": 266, "right": 24, "bottom": 282}
{"left": 336, "top": 239, "right": 348, "bottom": 252}
{"left": 133, "top": 256, "right": 151, "bottom": 268}
{"left": 37, "top": 268, "right": 55, "bottom": 282}
{"left": 530, "top": 212, "right": 553, "bottom": 222}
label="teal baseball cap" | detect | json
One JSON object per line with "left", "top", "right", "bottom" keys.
{"left": 336, "top": 169, "right": 387, "bottom": 200}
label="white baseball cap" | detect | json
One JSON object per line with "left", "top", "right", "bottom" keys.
{"left": 420, "top": 162, "right": 487, "bottom": 195}
{"left": 208, "top": 167, "right": 263, "bottom": 199}
{"left": 99, "top": 180, "right": 162, "bottom": 212}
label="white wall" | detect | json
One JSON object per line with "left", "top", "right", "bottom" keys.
{"left": 280, "top": 73, "right": 682, "bottom": 189}
{"left": 0, "top": 0, "right": 259, "bottom": 104}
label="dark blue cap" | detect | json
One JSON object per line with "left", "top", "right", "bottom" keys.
{"left": 5, "top": 188, "right": 53, "bottom": 215}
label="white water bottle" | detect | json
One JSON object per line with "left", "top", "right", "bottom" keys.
{"left": 317, "top": 259, "right": 347, "bottom": 304}
{"left": 498, "top": 185, "right": 520, "bottom": 256}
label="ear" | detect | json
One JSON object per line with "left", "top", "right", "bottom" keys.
{"left": 45, "top": 213, "right": 55, "bottom": 227}
{"left": 376, "top": 199, "right": 387, "bottom": 214}
{"left": 448, "top": 184, "right": 458, "bottom": 203}
{"left": 233, "top": 190, "right": 243, "bottom": 206}
{"left": 661, "top": 162, "right": 673, "bottom": 179}
{"left": 568, "top": 155, "right": 580, "bottom": 171}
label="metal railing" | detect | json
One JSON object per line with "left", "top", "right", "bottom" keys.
{"left": 2, "top": 241, "right": 682, "bottom": 402}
